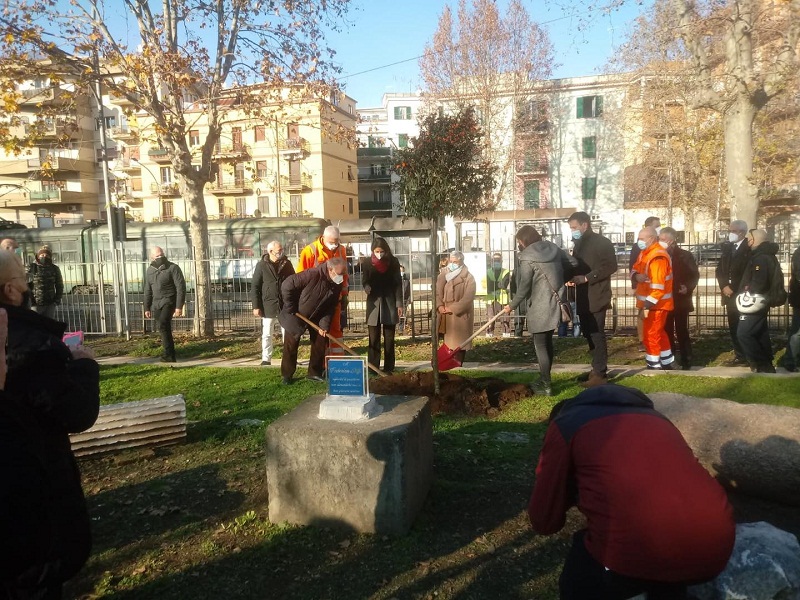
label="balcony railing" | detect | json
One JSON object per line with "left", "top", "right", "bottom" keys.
{"left": 358, "top": 170, "right": 391, "bottom": 183}
{"left": 211, "top": 144, "right": 251, "bottom": 159}
{"left": 278, "top": 137, "right": 310, "bottom": 158}
{"left": 209, "top": 179, "right": 254, "bottom": 194}
{"left": 280, "top": 173, "right": 312, "bottom": 191}
{"left": 147, "top": 147, "right": 171, "bottom": 162}
{"left": 517, "top": 159, "right": 548, "bottom": 175}
{"left": 23, "top": 119, "right": 78, "bottom": 138}
{"left": 150, "top": 182, "right": 180, "bottom": 196}
{"left": 109, "top": 125, "right": 137, "bottom": 139}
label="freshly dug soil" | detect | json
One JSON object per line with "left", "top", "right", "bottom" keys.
{"left": 369, "top": 371, "right": 531, "bottom": 416}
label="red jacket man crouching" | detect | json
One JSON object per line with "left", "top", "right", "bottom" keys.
{"left": 530, "top": 385, "right": 734, "bottom": 599}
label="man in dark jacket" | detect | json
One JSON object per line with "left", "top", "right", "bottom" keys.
{"left": 251, "top": 241, "right": 294, "bottom": 366}
{"left": 780, "top": 245, "right": 800, "bottom": 372}
{"left": 567, "top": 212, "right": 617, "bottom": 387}
{"left": 278, "top": 257, "right": 346, "bottom": 384}
{"left": 715, "top": 219, "right": 750, "bottom": 365}
{"left": 0, "top": 251, "right": 100, "bottom": 598}
{"left": 144, "top": 247, "right": 186, "bottom": 363}
{"left": 530, "top": 385, "right": 735, "bottom": 600}
{"left": 737, "top": 229, "right": 780, "bottom": 373}
{"left": 660, "top": 227, "right": 700, "bottom": 370}
{"left": 27, "top": 245, "right": 64, "bottom": 319}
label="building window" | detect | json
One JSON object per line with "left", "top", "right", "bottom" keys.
{"left": 576, "top": 95, "right": 603, "bottom": 119}
{"left": 393, "top": 106, "right": 412, "bottom": 120}
{"left": 368, "top": 135, "right": 376, "bottom": 148}
{"left": 256, "top": 160, "right": 269, "bottom": 179}
{"left": 160, "top": 166, "right": 172, "bottom": 184}
{"left": 257, "top": 196, "right": 270, "bottom": 216}
{"left": 398, "top": 134, "right": 409, "bottom": 148}
{"left": 523, "top": 181, "right": 540, "bottom": 209}
{"left": 290, "top": 194, "right": 302, "bottom": 215}
{"left": 582, "top": 136, "right": 597, "bottom": 159}
{"left": 582, "top": 177, "right": 597, "bottom": 200}
{"left": 348, "top": 197, "right": 353, "bottom": 214}
{"left": 347, "top": 165, "right": 354, "bottom": 181}
{"left": 95, "top": 116, "right": 116, "bottom": 130}
{"left": 254, "top": 125, "right": 266, "bottom": 142}
{"left": 235, "top": 197, "right": 247, "bottom": 218}
{"left": 523, "top": 147, "right": 540, "bottom": 171}
{"left": 189, "top": 129, "right": 200, "bottom": 146}
{"left": 162, "top": 200, "right": 174, "bottom": 219}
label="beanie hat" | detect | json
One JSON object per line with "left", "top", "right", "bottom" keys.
{"left": 38, "top": 245, "right": 51, "bottom": 257}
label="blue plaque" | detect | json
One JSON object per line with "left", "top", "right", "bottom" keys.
{"left": 327, "top": 357, "right": 368, "bottom": 396}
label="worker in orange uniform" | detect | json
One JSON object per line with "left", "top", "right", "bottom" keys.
{"left": 631, "top": 226, "right": 675, "bottom": 370}
{"left": 296, "top": 225, "right": 348, "bottom": 355}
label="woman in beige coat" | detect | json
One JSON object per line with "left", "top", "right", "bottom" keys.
{"left": 436, "top": 251, "right": 476, "bottom": 363}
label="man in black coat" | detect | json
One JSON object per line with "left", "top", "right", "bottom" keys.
{"left": 567, "top": 212, "right": 617, "bottom": 387}
{"left": 0, "top": 250, "right": 100, "bottom": 598}
{"left": 144, "top": 247, "right": 187, "bottom": 363}
{"left": 715, "top": 220, "right": 750, "bottom": 365}
{"left": 251, "top": 241, "right": 294, "bottom": 366}
{"left": 660, "top": 227, "right": 700, "bottom": 370}
{"left": 278, "top": 257, "right": 346, "bottom": 384}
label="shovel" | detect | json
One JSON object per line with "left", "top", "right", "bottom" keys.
{"left": 295, "top": 313, "right": 387, "bottom": 377}
{"left": 436, "top": 310, "right": 507, "bottom": 371}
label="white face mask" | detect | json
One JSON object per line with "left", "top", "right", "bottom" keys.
{"left": 658, "top": 241, "right": 670, "bottom": 250}
{"left": 331, "top": 272, "right": 344, "bottom": 285}
{"left": 325, "top": 241, "right": 339, "bottom": 251}
{"left": 654, "top": 227, "right": 662, "bottom": 235}
{"left": 374, "top": 251, "right": 385, "bottom": 260}
{"left": 636, "top": 240, "right": 648, "bottom": 250}
{"left": 728, "top": 232, "right": 740, "bottom": 243}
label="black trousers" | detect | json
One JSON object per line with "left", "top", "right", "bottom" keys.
{"left": 514, "top": 301, "right": 527, "bottom": 336}
{"left": 153, "top": 303, "right": 176, "bottom": 359}
{"left": 532, "top": 330, "right": 554, "bottom": 385}
{"left": 779, "top": 309, "right": 800, "bottom": 369}
{"left": 725, "top": 303, "right": 746, "bottom": 360}
{"left": 737, "top": 311, "right": 773, "bottom": 370}
{"left": 281, "top": 327, "right": 328, "bottom": 379}
{"left": 560, "top": 530, "right": 688, "bottom": 600}
{"left": 666, "top": 310, "right": 692, "bottom": 365}
{"left": 368, "top": 324, "right": 397, "bottom": 373}
{"left": 578, "top": 309, "right": 608, "bottom": 375}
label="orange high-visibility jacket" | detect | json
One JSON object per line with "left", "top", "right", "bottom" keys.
{"left": 296, "top": 237, "right": 349, "bottom": 296}
{"left": 633, "top": 243, "right": 674, "bottom": 311}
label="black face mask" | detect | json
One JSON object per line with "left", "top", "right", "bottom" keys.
{"left": 39, "top": 256, "right": 52, "bottom": 265}
{"left": 151, "top": 256, "right": 168, "bottom": 268}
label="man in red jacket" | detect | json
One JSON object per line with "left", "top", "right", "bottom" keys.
{"left": 529, "top": 385, "right": 734, "bottom": 600}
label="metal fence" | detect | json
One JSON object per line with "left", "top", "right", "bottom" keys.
{"left": 53, "top": 246, "right": 795, "bottom": 338}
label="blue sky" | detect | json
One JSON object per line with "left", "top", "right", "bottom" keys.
{"left": 327, "top": 0, "right": 653, "bottom": 108}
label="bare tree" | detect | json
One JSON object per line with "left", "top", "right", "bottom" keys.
{"left": 0, "top": 0, "right": 351, "bottom": 336}
{"left": 419, "top": 0, "right": 555, "bottom": 210}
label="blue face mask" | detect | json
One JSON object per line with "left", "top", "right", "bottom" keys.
{"left": 637, "top": 240, "right": 648, "bottom": 250}
{"left": 571, "top": 230, "right": 582, "bottom": 241}
{"left": 448, "top": 263, "right": 460, "bottom": 272}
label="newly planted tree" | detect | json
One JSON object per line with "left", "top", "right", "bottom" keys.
{"left": 393, "top": 108, "right": 496, "bottom": 392}
{"left": 0, "top": 0, "right": 351, "bottom": 336}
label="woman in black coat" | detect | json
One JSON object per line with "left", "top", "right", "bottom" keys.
{"left": 361, "top": 237, "right": 403, "bottom": 374}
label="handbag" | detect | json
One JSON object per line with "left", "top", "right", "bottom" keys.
{"left": 541, "top": 269, "right": 573, "bottom": 324}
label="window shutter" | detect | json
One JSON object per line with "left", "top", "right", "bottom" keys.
{"left": 576, "top": 97, "right": 584, "bottom": 119}
{"left": 595, "top": 96, "right": 603, "bottom": 117}
{"left": 394, "top": 107, "right": 401, "bottom": 119}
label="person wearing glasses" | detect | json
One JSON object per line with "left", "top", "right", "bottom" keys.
{"left": 251, "top": 241, "right": 295, "bottom": 366}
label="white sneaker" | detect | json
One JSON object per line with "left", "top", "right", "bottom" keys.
{"left": 485, "top": 332, "right": 494, "bottom": 338}
{"left": 502, "top": 332, "right": 512, "bottom": 338}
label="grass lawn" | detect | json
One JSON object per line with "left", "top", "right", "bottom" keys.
{"left": 65, "top": 355, "right": 800, "bottom": 600}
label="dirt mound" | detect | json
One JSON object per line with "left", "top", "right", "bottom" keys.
{"left": 369, "top": 371, "right": 530, "bottom": 417}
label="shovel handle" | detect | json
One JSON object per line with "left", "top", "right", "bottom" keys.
{"left": 294, "top": 313, "right": 387, "bottom": 377}
{"left": 450, "top": 309, "right": 508, "bottom": 351}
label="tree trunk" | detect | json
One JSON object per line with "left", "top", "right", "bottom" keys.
{"left": 430, "top": 222, "right": 440, "bottom": 395}
{"left": 724, "top": 95, "right": 758, "bottom": 228}
{"left": 184, "top": 178, "right": 214, "bottom": 337}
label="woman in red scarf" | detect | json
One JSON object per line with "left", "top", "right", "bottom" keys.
{"left": 362, "top": 237, "right": 404, "bottom": 374}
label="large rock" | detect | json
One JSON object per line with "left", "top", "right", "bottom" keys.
{"left": 689, "top": 522, "right": 800, "bottom": 600}
{"left": 650, "top": 393, "right": 800, "bottom": 505}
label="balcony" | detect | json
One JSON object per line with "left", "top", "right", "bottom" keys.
{"left": 211, "top": 144, "right": 251, "bottom": 160}
{"left": 109, "top": 125, "right": 138, "bottom": 141}
{"left": 117, "top": 157, "right": 142, "bottom": 171}
{"left": 147, "top": 147, "right": 172, "bottom": 163}
{"left": 27, "top": 188, "right": 90, "bottom": 207}
{"left": 19, "top": 86, "right": 70, "bottom": 106}
{"left": 209, "top": 179, "right": 254, "bottom": 195}
{"left": 108, "top": 91, "right": 141, "bottom": 107}
{"left": 280, "top": 173, "right": 312, "bottom": 192}
{"left": 150, "top": 182, "right": 180, "bottom": 196}
{"left": 357, "top": 147, "right": 393, "bottom": 158}
{"left": 27, "top": 155, "right": 93, "bottom": 174}
{"left": 358, "top": 169, "right": 391, "bottom": 183}
{"left": 279, "top": 137, "right": 310, "bottom": 160}
{"left": 517, "top": 159, "right": 548, "bottom": 176}
{"left": 23, "top": 119, "right": 79, "bottom": 139}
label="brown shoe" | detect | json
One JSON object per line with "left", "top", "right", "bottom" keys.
{"left": 580, "top": 371, "right": 608, "bottom": 388}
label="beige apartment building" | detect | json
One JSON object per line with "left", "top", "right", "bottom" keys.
{"left": 0, "top": 76, "right": 358, "bottom": 227}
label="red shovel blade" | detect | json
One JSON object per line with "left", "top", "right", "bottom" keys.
{"left": 436, "top": 343, "right": 462, "bottom": 371}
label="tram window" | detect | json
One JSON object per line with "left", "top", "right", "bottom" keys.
{"left": 57, "top": 239, "right": 80, "bottom": 264}
{"left": 233, "top": 233, "right": 256, "bottom": 258}
{"left": 209, "top": 234, "right": 228, "bottom": 259}
{"left": 165, "top": 236, "right": 190, "bottom": 260}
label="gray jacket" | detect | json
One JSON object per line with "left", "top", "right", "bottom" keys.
{"left": 510, "top": 240, "right": 577, "bottom": 333}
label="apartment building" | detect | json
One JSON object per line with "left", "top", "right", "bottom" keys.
{"left": 0, "top": 76, "right": 359, "bottom": 226}
{"left": 355, "top": 93, "right": 423, "bottom": 218}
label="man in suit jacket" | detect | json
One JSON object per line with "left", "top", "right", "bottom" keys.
{"left": 715, "top": 220, "right": 750, "bottom": 365}
{"left": 660, "top": 228, "right": 700, "bottom": 370}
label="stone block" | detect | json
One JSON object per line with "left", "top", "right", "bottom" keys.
{"left": 266, "top": 395, "right": 432, "bottom": 535}
{"left": 651, "top": 393, "right": 800, "bottom": 505}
